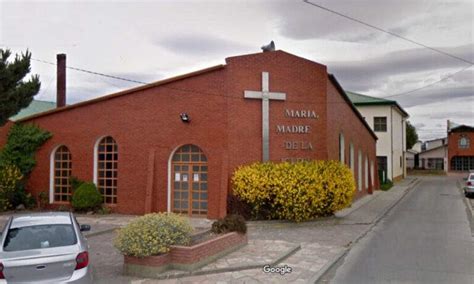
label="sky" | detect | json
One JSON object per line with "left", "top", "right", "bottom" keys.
{"left": 1, "top": 0, "right": 473, "bottom": 141}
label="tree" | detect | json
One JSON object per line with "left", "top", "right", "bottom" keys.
{"left": 0, "top": 49, "right": 41, "bottom": 126}
{"left": 406, "top": 121, "right": 418, "bottom": 150}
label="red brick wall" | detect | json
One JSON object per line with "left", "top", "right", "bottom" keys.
{"left": 124, "top": 232, "right": 247, "bottom": 267}
{"left": 448, "top": 129, "right": 474, "bottom": 171}
{"left": 225, "top": 51, "right": 329, "bottom": 168}
{"left": 326, "top": 81, "right": 379, "bottom": 197}
{"left": 0, "top": 51, "right": 378, "bottom": 218}
{"left": 0, "top": 121, "right": 13, "bottom": 148}
{"left": 20, "top": 68, "right": 228, "bottom": 217}
{"left": 170, "top": 232, "right": 247, "bottom": 264}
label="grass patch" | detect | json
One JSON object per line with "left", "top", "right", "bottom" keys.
{"left": 380, "top": 180, "right": 393, "bottom": 191}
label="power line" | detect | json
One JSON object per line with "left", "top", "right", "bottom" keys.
{"left": 31, "top": 58, "right": 149, "bottom": 85}
{"left": 384, "top": 65, "right": 473, "bottom": 98}
{"left": 302, "top": 0, "right": 474, "bottom": 65}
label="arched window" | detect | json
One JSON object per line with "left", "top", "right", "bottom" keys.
{"left": 171, "top": 144, "right": 208, "bottom": 216}
{"left": 358, "top": 149, "right": 362, "bottom": 191}
{"left": 339, "top": 133, "right": 345, "bottom": 163}
{"left": 365, "top": 155, "right": 369, "bottom": 190}
{"left": 459, "top": 137, "right": 469, "bottom": 149}
{"left": 349, "top": 143, "right": 355, "bottom": 174}
{"left": 52, "top": 145, "right": 72, "bottom": 202}
{"left": 96, "top": 136, "right": 118, "bottom": 204}
{"left": 370, "top": 160, "right": 374, "bottom": 186}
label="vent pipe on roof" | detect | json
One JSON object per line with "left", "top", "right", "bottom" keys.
{"left": 56, "top": 54, "right": 66, "bottom": 108}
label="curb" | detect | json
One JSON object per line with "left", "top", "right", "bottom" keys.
{"left": 308, "top": 178, "right": 421, "bottom": 284}
{"left": 456, "top": 180, "right": 474, "bottom": 221}
{"left": 85, "top": 227, "right": 118, "bottom": 238}
{"left": 335, "top": 191, "right": 381, "bottom": 218}
{"left": 149, "top": 243, "right": 301, "bottom": 280}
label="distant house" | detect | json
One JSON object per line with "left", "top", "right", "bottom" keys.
{"left": 422, "top": 137, "right": 447, "bottom": 152}
{"left": 448, "top": 121, "right": 474, "bottom": 172}
{"left": 411, "top": 141, "right": 422, "bottom": 153}
{"left": 406, "top": 149, "right": 418, "bottom": 169}
{"left": 347, "top": 91, "right": 409, "bottom": 182}
{"left": 415, "top": 137, "right": 448, "bottom": 171}
{"left": 418, "top": 144, "right": 447, "bottom": 170}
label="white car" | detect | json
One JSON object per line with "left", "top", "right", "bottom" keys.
{"left": 464, "top": 172, "right": 474, "bottom": 198}
{"left": 0, "top": 212, "right": 92, "bottom": 283}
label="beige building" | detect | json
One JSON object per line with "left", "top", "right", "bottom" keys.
{"left": 348, "top": 92, "right": 409, "bottom": 182}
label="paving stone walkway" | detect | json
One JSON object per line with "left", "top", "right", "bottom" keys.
{"left": 0, "top": 177, "right": 420, "bottom": 283}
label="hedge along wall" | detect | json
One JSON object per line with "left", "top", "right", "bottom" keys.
{"left": 232, "top": 160, "right": 355, "bottom": 222}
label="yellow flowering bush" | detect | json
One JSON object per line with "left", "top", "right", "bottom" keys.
{"left": 0, "top": 165, "right": 23, "bottom": 211}
{"left": 232, "top": 161, "right": 355, "bottom": 222}
{"left": 114, "top": 213, "right": 193, "bottom": 257}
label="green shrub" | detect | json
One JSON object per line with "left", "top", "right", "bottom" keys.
{"left": 114, "top": 213, "right": 193, "bottom": 257}
{"left": 227, "top": 194, "right": 252, "bottom": 220}
{"left": 96, "top": 205, "right": 112, "bottom": 215}
{"left": 57, "top": 205, "right": 70, "bottom": 212}
{"left": 37, "top": 191, "right": 49, "bottom": 209}
{"left": 232, "top": 161, "right": 355, "bottom": 222}
{"left": 211, "top": 214, "right": 247, "bottom": 234}
{"left": 71, "top": 182, "right": 103, "bottom": 211}
{"left": 380, "top": 179, "right": 393, "bottom": 191}
{"left": 0, "top": 123, "right": 52, "bottom": 176}
{"left": 69, "top": 176, "right": 85, "bottom": 191}
{"left": 11, "top": 184, "right": 36, "bottom": 209}
{"left": 0, "top": 164, "right": 23, "bottom": 211}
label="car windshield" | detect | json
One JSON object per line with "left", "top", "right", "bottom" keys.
{"left": 469, "top": 175, "right": 474, "bottom": 181}
{"left": 3, "top": 224, "right": 77, "bottom": 251}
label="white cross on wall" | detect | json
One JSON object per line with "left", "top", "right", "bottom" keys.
{"left": 244, "top": 72, "right": 286, "bottom": 161}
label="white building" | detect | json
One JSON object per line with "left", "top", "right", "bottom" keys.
{"left": 418, "top": 144, "right": 447, "bottom": 170}
{"left": 347, "top": 91, "right": 409, "bottom": 182}
{"left": 411, "top": 141, "right": 422, "bottom": 153}
{"left": 416, "top": 137, "right": 448, "bottom": 171}
{"left": 422, "top": 137, "right": 447, "bottom": 152}
{"left": 406, "top": 149, "right": 418, "bottom": 169}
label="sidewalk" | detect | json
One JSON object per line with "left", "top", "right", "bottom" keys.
{"left": 130, "top": 176, "right": 419, "bottom": 283}
{"left": 0, "top": 177, "right": 419, "bottom": 283}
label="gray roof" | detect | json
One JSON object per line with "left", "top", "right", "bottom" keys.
{"left": 346, "top": 91, "right": 409, "bottom": 117}
{"left": 10, "top": 100, "right": 56, "bottom": 121}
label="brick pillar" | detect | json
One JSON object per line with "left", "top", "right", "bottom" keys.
{"left": 56, "top": 54, "right": 66, "bottom": 108}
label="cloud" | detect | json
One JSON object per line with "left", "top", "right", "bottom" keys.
{"left": 268, "top": 0, "right": 425, "bottom": 42}
{"left": 396, "top": 86, "right": 474, "bottom": 108}
{"left": 413, "top": 122, "right": 426, "bottom": 128}
{"left": 327, "top": 44, "right": 473, "bottom": 93}
{"left": 154, "top": 33, "right": 252, "bottom": 57}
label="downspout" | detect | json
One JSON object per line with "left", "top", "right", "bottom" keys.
{"left": 391, "top": 106, "right": 393, "bottom": 180}
{"left": 402, "top": 118, "right": 405, "bottom": 178}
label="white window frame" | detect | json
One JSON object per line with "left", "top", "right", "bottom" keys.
{"left": 365, "top": 155, "right": 369, "bottom": 190}
{"left": 339, "top": 133, "right": 345, "bottom": 163}
{"left": 93, "top": 135, "right": 108, "bottom": 186}
{"left": 358, "top": 149, "right": 362, "bottom": 192}
{"left": 49, "top": 144, "right": 69, "bottom": 204}
{"left": 370, "top": 160, "right": 374, "bottom": 186}
{"left": 350, "top": 143, "right": 355, "bottom": 174}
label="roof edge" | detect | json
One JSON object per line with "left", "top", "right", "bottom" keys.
{"left": 18, "top": 64, "right": 226, "bottom": 122}
{"left": 328, "top": 74, "right": 378, "bottom": 140}
{"left": 419, "top": 144, "right": 447, "bottom": 154}
{"left": 449, "top": 124, "right": 474, "bottom": 132}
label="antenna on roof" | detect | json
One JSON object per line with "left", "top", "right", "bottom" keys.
{"left": 261, "top": 41, "right": 275, "bottom": 52}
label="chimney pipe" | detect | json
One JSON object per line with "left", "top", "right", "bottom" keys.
{"left": 56, "top": 54, "right": 66, "bottom": 108}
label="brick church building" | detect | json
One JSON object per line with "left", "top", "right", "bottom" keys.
{"left": 0, "top": 50, "right": 379, "bottom": 218}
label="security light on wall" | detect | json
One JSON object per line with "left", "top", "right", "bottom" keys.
{"left": 180, "top": 113, "right": 190, "bottom": 123}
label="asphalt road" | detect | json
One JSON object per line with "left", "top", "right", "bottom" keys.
{"left": 330, "top": 176, "right": 474, "bottom": 284}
